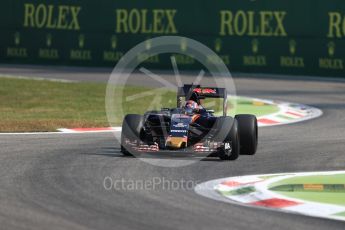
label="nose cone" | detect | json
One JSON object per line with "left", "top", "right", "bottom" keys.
{"left": 166, "top": 136, "right": 187, "bottom": 149}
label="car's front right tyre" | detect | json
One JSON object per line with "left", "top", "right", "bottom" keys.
{"left": 120, "top": 114, "right": 143, "bottom": 156}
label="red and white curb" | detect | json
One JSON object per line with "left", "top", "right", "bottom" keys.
{"left": 195, "top": 171, "right": 345, "bottom": 222}
{"left": 249, "top": 97, "right": 323, "bottom": 127}
{"left": 57, "top": 97, "right": 322, "bottom": 134}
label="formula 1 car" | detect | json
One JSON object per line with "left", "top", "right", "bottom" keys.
{"left": 121, "top": 84, "right": 258, "bottom": 160}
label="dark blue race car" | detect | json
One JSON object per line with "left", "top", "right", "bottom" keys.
{"left": 121, "top": 84, "right": 258, "bottom": 161}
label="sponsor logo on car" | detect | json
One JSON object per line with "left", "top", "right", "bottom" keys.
{"left": 171, "top": 129, "right": 187, "bottom": 133}
{"left": 173, "top": 122, "right": 187, "bottom": 128}
{"left": 172, "top": 114, "right": 190, "bottom": 119}
{"left": 193, "top": 88, "right": 217, "bottom": 94}
{"left": 224, "top": 142, "right": 231, "bottom": 150}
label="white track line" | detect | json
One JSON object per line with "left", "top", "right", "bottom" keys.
{"left": 0, "top": 74, "right": 78, "bottom": 83}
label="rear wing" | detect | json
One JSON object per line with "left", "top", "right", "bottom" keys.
{"left": 177, "top": 85, "right": 228, "bottom": 116}
{"left": 177, "top": 84, "right": 227, "bottom": 98}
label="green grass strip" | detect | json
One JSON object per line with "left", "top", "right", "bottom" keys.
{"left": 270, "top": 184, "right": 345, "bottom": 192}
{"left": 0, "top": 77, "right": 279, "bottom": 132}
{"left": 269, "top": 174, "right": 345, "bottom": 206}
{"left": 269, "top": 174, "right": 345, "bottom": 188}
{"left": 228, "top": 98, "right": 279, "bottom": 117}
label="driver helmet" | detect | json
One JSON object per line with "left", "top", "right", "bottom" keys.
{"left": 189, "top": 92, "right": 200, "bottom": 105}
{"left": 184, "top": 100, "right": 199, "bottom": 115}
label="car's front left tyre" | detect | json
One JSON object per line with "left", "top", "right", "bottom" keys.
{"left": 235, "top": 114, "right": 258, "bottom": 155}
{"left": 215, "top": 117, "right": 240, "bottom": 161}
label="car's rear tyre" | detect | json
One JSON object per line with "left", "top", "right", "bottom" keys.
{"left": 215, "top": 117, "right": 240, "bottom": 161}
{"left": 235, "top": 114, "right": 258, "bottom": 155}
{"left": 121, "top": 114, "right": 143, "bottom": 156}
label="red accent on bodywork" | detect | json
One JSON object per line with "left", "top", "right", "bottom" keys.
{"left": 191, "top": 114, "right": 201, "bottom": 123}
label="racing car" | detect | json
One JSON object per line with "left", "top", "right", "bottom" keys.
{"left": 121, "top": 84, "right": 258, "bottom": 160}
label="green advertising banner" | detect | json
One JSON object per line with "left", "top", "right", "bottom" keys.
{"left": 0, "top": 0, "right": 344, "bottom": 77}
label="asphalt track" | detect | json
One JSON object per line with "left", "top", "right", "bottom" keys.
{"left": 1, "top": 65, "right": 345, "bottom": 230}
